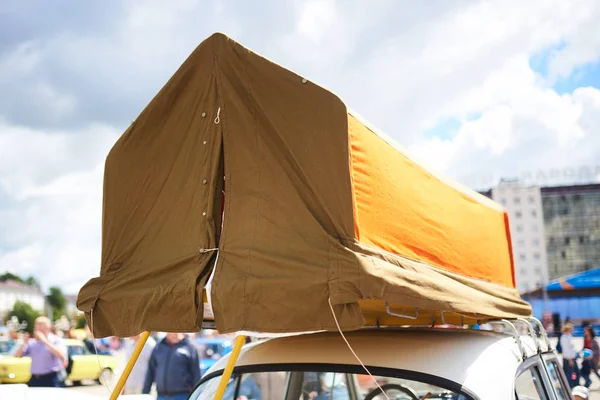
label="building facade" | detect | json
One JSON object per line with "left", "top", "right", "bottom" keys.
{"left": 541, "top": 184, "right": 600, "bottom": 279}
{"left": 489, "top": 180, "right": 549, "bottom": 293}
{"left": 481, "top": 182, "right": 600, "bottom": 290}
{"left": 0, "top": 280, "right": 46, "bottom": 316}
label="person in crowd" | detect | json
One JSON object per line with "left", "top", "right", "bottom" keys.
{"left": 580, "top": 348, "right": 594, "bottom": 388}
{"left": 95, "top": 336, "right": 113, "bottom": 355}
{"left": 143, "top": 332, "right": 201, "bottom": 400}
{"left": 82, "top": 325, "right": 96, "bottom": 354}
{"left": 122, "top": 333, "right": 156, "bottom": 395}
{"left": 223, "top": 374, "right": 262, "bottom": 400}
{"left": 583, "top": 326, "right": 600, "bottom": 381}
{"left": 15, "top": 316, "right": 67, "bottom": 387}
{"left": 573, "top": 385, "right": 589, "bottom": 400}
{"left": 561, "top": 323, "right": 580, "bottom": 388}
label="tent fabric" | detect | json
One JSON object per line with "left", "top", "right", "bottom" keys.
{"left": 546, "top": 268, "right": 600, "bottom": 291}
{"left": 77, "top": 33, "right": 531, "bottom": 338}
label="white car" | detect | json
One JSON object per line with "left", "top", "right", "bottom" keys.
{"left": 189, "top": 322, "right": 572, "bottom": 400}
{"left": 0, "top": 384, "right": 153, "bottom": 400}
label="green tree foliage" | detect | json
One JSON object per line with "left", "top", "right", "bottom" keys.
{"left": 7, "top": 301, "right": 40, "bottom": 334}
{"left": 0, "top": 272, "right": 25, "bottom": 283}
{"left": 24, "top": 276, "right": 40, "bottom": 288}
{"left": 75, "top": 314, "right": 87, "bottom": 329}
{"left": 46, "top": 286, "right": 67, "bottom": 320}
{"left": 0, "top": 272, "right": 40, "bottom": 288}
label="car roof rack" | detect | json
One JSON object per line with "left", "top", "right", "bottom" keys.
{"left": 377, "top": 311, "right": 552, "bottom": 361}
{"left": 486, "top": 317, "right": 553, "bottom": 360}
{"left": 488, "top": 320, "right": 528, "bottom": 360}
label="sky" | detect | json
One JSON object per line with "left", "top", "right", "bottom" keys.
{"left": 1, "top": 0, "right": 599, "bottom": 293}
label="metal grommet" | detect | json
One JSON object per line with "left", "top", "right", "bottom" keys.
{"left": 203, "top": 141, "right": 207, "bottom": 145}
{"left": 202, "top": 112, "right": 206, "bottom": 117}
{"left": 202, "top": 212, "right": 207, "bottom": 216}
{"left": 202, "top": 180, "right": 208, "bottom": 185}
{"left": 301, "top": 78, "right": 308, "bottom": 84}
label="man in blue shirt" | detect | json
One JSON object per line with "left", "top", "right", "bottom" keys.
{"left": 143, "top": 333, "right": 201, "bottom": 400}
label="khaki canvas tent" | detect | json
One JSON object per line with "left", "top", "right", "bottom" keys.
{"left": 77, "top": 33, "right": 531, "bottom": 341}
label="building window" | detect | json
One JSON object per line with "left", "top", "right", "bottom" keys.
{"left": 532, "top": 239, "right": 540, "bottom": 246}
{"left": 515, "top": 211, "right": 523, "bottom": 218}
{"left": 521, "top": 268, "right": 527, "bottom": 276}
{"left": 516, "top": 225, "right": 524, "bottom": 232}
{"left": 514, "top": 197, "right": 521, "bottom": 204}
{"left": 535, "top": 267, "right": 542, "bottom": 275}
{"left": 520, "top": 254, "right": 526, "bottom": 261}
{"left": 532, "top": 225, "right": 539, "bottom": 232}
{"left": 534, "top": 253, "right": 541, "bottom": 260}
{"left": 517, "top": 239, "right": 525, "bottom": 247}
{"left": 579, "top": 236, "right": 587, "bottom": 244}
{"left": 500, "top": 198, "right": 506, "bottom": 205}
{"left": 565, "top": 237, "right": 570, "bottom": 245}
{"left": 561, "top": 251, "right": 567, "bottom": 259}
{"left": 528, "top": 196, "right": 535, "bottom": 204}
{"left": 530, "top": 210, "right": 537, "bottom": 218}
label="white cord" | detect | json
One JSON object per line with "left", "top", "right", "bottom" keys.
{"left": 214, "top": 107, "right": 221, "bottom": 124}
{"left": 199, "top": 247, "right": 219, "bottom": 254}
{"left": 90, "top": 309, "right": 115, "bottom": 393}
{"left": 327, "top": 298, "right": 390, "bottom": 400}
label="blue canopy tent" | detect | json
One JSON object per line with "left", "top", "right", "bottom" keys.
{"left": 523, "top": 267, "right": 600, "bottom": 336}
{"left": 546, "top": 268, "right": 600, "bottom": 292}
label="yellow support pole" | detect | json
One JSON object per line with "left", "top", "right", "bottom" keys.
{"left": 110, "top": 330, "right": 151, "bottom": 400}
{"left": 213, "top": 335, "right": 246, "bottom": 400}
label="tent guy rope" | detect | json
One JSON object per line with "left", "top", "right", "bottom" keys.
{"left": 328, "top": 298, "right": 390, "bottom": 400}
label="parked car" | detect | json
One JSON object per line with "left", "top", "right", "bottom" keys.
{"left": 0, "top": 339, "right": 16, "bottom": 355}
{"left": 0, "top": 338, "right": 116, "bottom": 385}
{"left": 189, "top": 323, "right": 573, "bottom": 400}
{"left": 195, "top": 337, "right": 233, "bottom": 375}
{"left": 0, "top": 383, "right": 152, "bottom": 399}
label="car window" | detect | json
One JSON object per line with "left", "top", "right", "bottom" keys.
{"left": 68, "top": 345, "right": 87, "bottom": 356}
{"left": 193, "top": 372, "right": 288, "bottom": 400}
{"left": 545, "top": 360, "right": 569, "bottom": 400}
{"left": 191, "top": 367, "right": 473, "bottom": 400}
{"left": 515, "top": 366, "right": 548, "bottom": 400}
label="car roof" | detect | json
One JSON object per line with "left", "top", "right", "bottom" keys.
{"left": 206, "top": 328, "right": 551, "bottom": 399}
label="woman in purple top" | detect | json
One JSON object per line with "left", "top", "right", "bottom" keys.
{"left": 15, "top": 316, "right": 67, "bottom": 387}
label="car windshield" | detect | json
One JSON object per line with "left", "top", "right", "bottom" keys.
{"left": 190, "top": 365, "right": 473, "bottom": 400}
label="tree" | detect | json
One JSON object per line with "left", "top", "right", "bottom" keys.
{"left": 0, "top": 273, "right": 40, "bottom": 288}
{"left": 7, "top": 301, "right": 40, "bottom": 334}
{"left": 24, "top": 276, "right": 40, "bottom": 288}
{"left": 0, "top": 272, "right": 25, "bottom": 283}
{"left": 46, "top": 286, "right": 67, "bottom": 320}
{"left": 75, "top": 314, "right": 87, "bottom": 329}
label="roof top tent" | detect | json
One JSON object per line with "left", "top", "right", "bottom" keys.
{"left": 75, "top": 33, "right": 531, "bottom": 399}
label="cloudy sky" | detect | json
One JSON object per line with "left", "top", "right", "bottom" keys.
{"left": 1, "top": 0, "right": 599, "bottom": 293}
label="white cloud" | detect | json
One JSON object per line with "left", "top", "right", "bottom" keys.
{"left": 411, "top": 86, "right": 600, "bottom": 189}
{"left": 0, "top": 121, "right": 118, "bottom": 292}
{"left": 1, "top": 0, "right": 600, "bottom": 293}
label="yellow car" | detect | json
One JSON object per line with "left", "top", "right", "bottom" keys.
{"left": 0, "top": 338, "right": 116, "bottom": 385}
